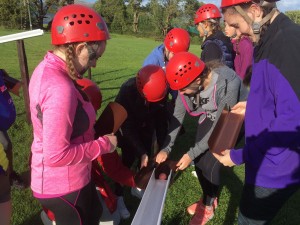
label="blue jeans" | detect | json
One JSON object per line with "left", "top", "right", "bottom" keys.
{"left": 238, "top": 184, "right": 299, "bottom": 225}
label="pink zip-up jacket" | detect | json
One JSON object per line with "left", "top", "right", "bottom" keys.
{"left": 29, "top": 51, "right": 111, "bottom": 196}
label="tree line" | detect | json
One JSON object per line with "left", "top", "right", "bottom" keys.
{"left": 0, "top": 0, "right": 299, "bottom": 40}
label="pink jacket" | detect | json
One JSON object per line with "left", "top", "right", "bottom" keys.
{"left": 29, "top": 51, "right": 111, "bottom": 196}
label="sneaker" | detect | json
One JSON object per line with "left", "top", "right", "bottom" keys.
{"left": 40, "top": 211, "right": 56, "bottom": 225}
{"left": 187, "top": 198, "right": 218, "bottom": 215}
{"left": 131, "top": 187, "right": 144, "bottom": 199}
{"left": 117, "top": 196, "right": 130, "bottom": 219}
{"left": 191, "top": 170, "right": 197, "bottom": 177}
{"left": 189, "top": 203, "right": 214, "bottom": 225}
{"left": 9, "top": 171, "right": 26, "bottom": 189}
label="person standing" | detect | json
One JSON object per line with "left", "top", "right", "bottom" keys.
{"left": 143, "top": 27, "right": 190, "bottom": 102}
{"left": 29, "top": 5, "right": 117, "bottom": 225}
{"left": 224, "top": 23, "right": 253, "bottom": 83}
{"left": 113, "top": 64, "right": 169, "bottom": 217}
{"left": 194, "top": 3, "right": 235, "bottom": 69}
{"left": 155, "top": 52, "right": 248, "bottom": 225}
{"left": 0, "top": 69, "right": 17, "bottom": 225}
{"left": 214, "top": 0, "right": 300, "bottom": 224}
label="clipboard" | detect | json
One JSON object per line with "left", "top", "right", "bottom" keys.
{"left": 208, "top": 104, "right": 244, "bottom": 155}
{"left": 94, "top": 102, "right": 128, "bottom": 138}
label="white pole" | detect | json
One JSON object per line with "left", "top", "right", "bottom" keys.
{"left": 0, "top": 29, "right": 44, "bottom": 44}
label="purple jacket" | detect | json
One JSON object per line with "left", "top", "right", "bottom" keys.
{"left": 230, "top": 14, "right": 300, "bottom": 189}
{"left": 232, "top": 36, "right": 253, "bottom": 80}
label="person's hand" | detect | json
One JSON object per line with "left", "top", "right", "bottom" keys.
{"left": 213, "top": 149, "right": 236, "bottom": 167}
{"left": 155, "top": 150, "right": 168, "bottom": 164}
{"left": 176, "top": 154, "right": 192, "bottom": 171}
{"left": 140, "top": 154, "right": 148, "bottom": 168}
{"left": 231, "top": 101, "right": 247, "bottom": 115}
{"left": 104, "top": 133, "right": 117, "bottom": 153}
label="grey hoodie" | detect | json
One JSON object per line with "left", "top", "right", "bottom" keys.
{"left": 162, "top": 65, "right": 248, "bottom": 160}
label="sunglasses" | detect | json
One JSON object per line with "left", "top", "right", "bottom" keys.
{"left": 85, "top": 43, "right": 101, "bottom": 61}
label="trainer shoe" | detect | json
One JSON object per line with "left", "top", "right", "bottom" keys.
{"left": 117, "top": 196, "right": 130, "bottom": 219}
{"left": 40, "top": 211, "right": 56, "bottom": 225}
{"left": 131, "top": 187, "right": 144, "bottom": 199}
{"left": 189, "top": 203, "right": 214, "bottom": 225}
{"left": 187, "top": 198, "right": 218, "bottom": 215}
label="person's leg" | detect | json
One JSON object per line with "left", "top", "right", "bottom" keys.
{"left": 113, "top": 142, "right": 132, "bottom": 219}
{"left": 39, "top": 181, "right": 102, "bottom": 225}
{"left": 0, "top": 130, "right": 25, "bottom": 188}
{"left": 0, "top": 173, "right": 11, "bottom": 225}
{"left": 238, "top": 184, "right": 299, "bottom": 225}
{"left": 195, "top": 151, "right": 221, "bottom": 205}
{"left": 188, "top": 151, "right": 221, "bottom": 225}
{"left": 98, "top": 192, "right": 120, "bottom": 225}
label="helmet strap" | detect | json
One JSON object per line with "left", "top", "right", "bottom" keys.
{"left": 234, "top": 5, "right": 278, "bottom": 43}
{"left": 198, "top": 23, "right": 209, "bottom": 37}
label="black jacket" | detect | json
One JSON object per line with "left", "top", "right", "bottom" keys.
{"left": 115, "top": 77, "right": 169, "bottom": 158}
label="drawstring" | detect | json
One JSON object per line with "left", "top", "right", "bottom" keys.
{"left": 179, "top": 83, "right": 217, "bottom": 118}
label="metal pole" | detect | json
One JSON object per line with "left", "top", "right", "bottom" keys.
{"left": 26, "top": 0, "right": 32, "bottom": 30}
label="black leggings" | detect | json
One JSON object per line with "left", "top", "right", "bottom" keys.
{"left": 238, "top": 184, "right": 299, "bottom": 225}
{"left": 194, "top": 150, "right": 222, "bottom": 205}
{"left": 38, "top": 181, "right": 102, "bottom": 225}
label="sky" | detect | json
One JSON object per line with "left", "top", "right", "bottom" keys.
{"left": 81, "top": 0, "right": 300, "bottom": 13}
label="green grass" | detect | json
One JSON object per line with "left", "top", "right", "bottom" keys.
{"left": 0, "top": 30, "right": 299, "bottom": 225}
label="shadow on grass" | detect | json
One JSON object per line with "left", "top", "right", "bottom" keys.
{"left": 220, "top": 166, "right": 242, "bottom": 225}
{"left": 21, "top": 212, "right": 42, "bottom": 225}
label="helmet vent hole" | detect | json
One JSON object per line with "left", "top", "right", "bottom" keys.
{"left": 86, "top": 20, "right": 90, "bottom": 24}
{"left": 64, "top": 16, "right": 69, "bottom": 21}
{"left": 78, "top": 20, "right": 82, "bottom": 24}
{"left": 70, "top": 21, "right": 74, "bottom": 26}
{"left": 175, "top": 72, "right": 179, "bottom": 76}
{"left": 89, "top": 15, "right": 93, "bottom": 18}
{"left": 80, "top": 14, "right": 85, "bottom": 17}
{"left": 174, "top": 79, "right": 178, "bottom": 83}
{"left": 72, "top": 14, "right": 77, "bottom": 18}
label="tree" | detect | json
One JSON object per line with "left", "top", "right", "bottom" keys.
{"left": 126, "top": 0, "right": 143, "bottom": 33}
{"left": 183, "top": 0, "right": 203, "bottom": 26}
{"left": 0, "top": 0, "right": 23, "bottom": 29}
{"left": 160, "top": 0, "right": 182, "bottom": 35}
{"left": 285, "top": 10, "right": 300, "bottom": 24}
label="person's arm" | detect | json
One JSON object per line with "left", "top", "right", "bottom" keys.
{"left": 115, "top": 84, "right": 149, "bottom": 158}
{"left": 155, "top": 94, "right": 186, "bottom": 164}
{"left": 97, "top": 151, "right": 136, "bottom": 187}
{"left": 161, "top": 93, "right": 187, "bottom": 152}
{"left": 0, "top": 74, "right": 16, "bottom": 131}
{"left": 41, "top": 84, "right": 113, "bottom": 167}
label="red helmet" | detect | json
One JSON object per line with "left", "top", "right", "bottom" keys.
{"left": 166, "top": 52, "right": 205, "bottom": 90}
{"left": 164, "top": 28, "right": 190, "bottom": 53}
{"left": 76, "top": 78, "right": 102, "bottom": 111}
{"left": 194, "top": 4, "right": 222, "bottom": 25}
{"left": 136, "top": 65, "right": 168, "bottom": 102}
{"left": 51, "top": 4, "right": 110, "bottom": 45}
{"left": 221, "top": 0, "right": 279, "bottom": 8}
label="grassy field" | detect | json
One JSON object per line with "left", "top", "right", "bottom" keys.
{"left": 0, "top": 29, "right": 299, "bottom": 225}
